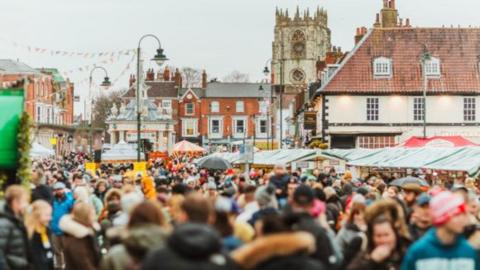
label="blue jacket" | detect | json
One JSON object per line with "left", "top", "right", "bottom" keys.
{"left": 401, "top": 228, "right": 479, "bottom": 270}
{"left": 51, "top": 192, "right": 75, "bottom": 236}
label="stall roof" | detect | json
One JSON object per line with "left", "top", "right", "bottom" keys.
{"left": 102, "top": 141, "right": 145, "bottom": 161}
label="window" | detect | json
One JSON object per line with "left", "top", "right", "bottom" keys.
{"left": 182, "top": 119, "right": 197, "bottom": 137}
{"left": 358, "top": 136, "right": 396, "bottom": 149}
{"left": 211, "top": 101, "right": 219, "bottom": 113}
{"left": 366, "top": 98, "right": 379, "bottom": 121}
{"left": 256, "top": 118, "right": 268, "bottom": 136}
{"left": 413, "top": 97, "right": 425, "bottom": 121}
{"left": 424, "top": 57, "right": 441, "bottom": 77}
{"left": 161, "top": 100, "right": 172, "bottom": 109}
{"left": 36, "top": 105, "right": 41, "bottom": 122}
{"left": 233, "top": 118, "right": 246, "bottom": 137}
{"left": 373, "top": 57, "right": 392, "bottom": 77}
{"left": 464, "top": 97, "right": 476, "bottom": 121}
{"left": 236, "top": 101, "right": 244, "bottom": 113}
{"left": 209, "top": 118, "right": 222, "bottom": 137}
{"left": 185, "top": 103, "right": 194, "bottom": 115}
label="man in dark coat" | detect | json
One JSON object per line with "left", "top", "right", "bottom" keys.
{"left": 269, "top": 164, "right": 290, "bottom": 208}
{"left": 0, "top": 185, "right": 31, "bottom": 270}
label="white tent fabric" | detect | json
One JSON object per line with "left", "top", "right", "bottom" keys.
{"left": 102, "top": 141, "right": 145, "bottom": 161}
{"left": 30, "top": 143, "right": 55, "bottom": 158}
{"left": 196, "top": 149, "right": 317, "bottom": 166}
{"left": 323, "top": 147, "right": 480, "bottom": 176}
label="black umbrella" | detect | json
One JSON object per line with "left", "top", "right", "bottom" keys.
{"left": 197, "top": 156, "right": 232, "bottom": 170}
{"left": 390, "top": 176, "right": 429, "bottom": 187}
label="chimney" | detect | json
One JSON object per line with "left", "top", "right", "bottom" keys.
{"left": 380, "top": 0, "right": 398, "bottom": 28}
{"left": 374, "top": 13, "right": 381, "bottom": 27}
{"left": 405, "top": 18, "right": 411, "bottom": 27}
{"left": 163, "top": 67, "right": 170, "bottom": 81}
{"left": 174, "top": 68, "right": 182, "bottom": 88}
{"left": 129, "top": 74, "right": 136, "bottom": 87}
{"left": 201, "top": 70, "right": 207, "bottom": 89}
{"left": 354, "top": 27, "right": 367, "bottom": 44}
{"left": 146, "top": 68, "right": 155, "bottom": 81}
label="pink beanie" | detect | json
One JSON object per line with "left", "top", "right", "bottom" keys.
{"left": 429, "top": 191, "right": 466, "bottom": 226}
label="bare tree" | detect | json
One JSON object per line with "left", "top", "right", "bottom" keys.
{"left": 222, "top": 70, "right": 250, "bottom": 83}
{"left": 181, "top": 67, "right": 202, "bottom": 88}
{"left": 92, "top": 91, "right": 122, "bottom": 129}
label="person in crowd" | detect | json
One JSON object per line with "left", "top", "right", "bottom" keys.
{"left": 249, "top": 185, "right": 278, "bottom": 229}
{"left": 284, "top": 185, "right": 340, "bottom": 269}
{"left": 73, "top": 185, "right": 103, "bottom": 216}
{"left": 0, "top": 185, "right": 31, "bottom": 270}
{"left": 59, "top": 202, "right": 101, "bottom": 270}
{"left": 269, "top": 164, "right": 289, "bottom": 208}
{"left": 401, "top": 190, "right": 479, "bottom": 270}
{"left": 335, "top": 198, "right": 367, "bottom": 267}
{"left": 176, "top": 192, "right": 213, "bottom": 224}
{"left": 213, "top": 196, "right": 244, "bottom": 251}
{"left": 384, "top": 185, "right": 400, "bottom": 199}
{"left": 401, "top": 184, "right": 423, "bottom": 219}
{"left": 25, "top": 200, "right": 54, "bottom": 270}
{"left": 347, "top": 199, "right": 411, "bottom": 270}
{"left": 236, "top": 185, "right": 259, "bottom": 224}
{"left": 31, "top": 169, "right": 54, "bottom": 205}
{"left": 95, "top": 180, "right": 109, "bottom": 203}
{"left": 101, "top": 200, "right": 170, "bottom": 270}
{"left": 142, "top": 223, "right": 237, "bottom": 270}
{"left": 232, "top": 213, "right": 324, "bottom": 270}
{"left": 408, "top": 193, "right": 432, "bottom": 241}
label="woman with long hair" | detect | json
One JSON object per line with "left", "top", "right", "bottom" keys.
{"left": 347, "top": 199, "right": 411, "bottom": 270}
{"left": 25, "top": 200, "right": 54, "bottom": 270}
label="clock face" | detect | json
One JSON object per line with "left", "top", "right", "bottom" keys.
{"left": 187, "top": 94, "right": 193, "bottom": 100}
{"left": 291, "top": 69, "right": 305, "bottom": 83}
{"left": 293, "top": 42, "right": 305, "bottom": 53}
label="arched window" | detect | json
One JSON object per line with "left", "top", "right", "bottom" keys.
{"left": 424, "top": 57, "right": 441, "bottom": 77}
{"left": 373, "top": 57, "right": 392, "bottom": 77}
{"left": 291, "top": 30, "right": 306, "bottom": 58}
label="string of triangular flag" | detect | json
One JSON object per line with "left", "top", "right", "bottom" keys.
{"left": 60, "top": 51, "right": 136, "bottom": 77}
{"left": 0, "top": 36, "right": 135, "bottom": 59}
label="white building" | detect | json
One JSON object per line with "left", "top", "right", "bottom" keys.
{"left": 313, "top": 1, "right": 480, "bottom": 148}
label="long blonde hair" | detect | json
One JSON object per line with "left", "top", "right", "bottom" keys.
{"left": 25, "top": 200, "right": 52, "bottom": 238}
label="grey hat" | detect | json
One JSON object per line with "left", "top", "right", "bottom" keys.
{"left": 207, "top": 181, "right": 217, "bottom": 190}
{"left": 53, "top": 182, "right": 66, "bottom": 190}
{"left": 255, "top": 185, "right": 276, "bottom": 207}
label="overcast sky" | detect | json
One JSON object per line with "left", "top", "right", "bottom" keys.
{"left": 1, "top": 0, "right": 480, "bottom": 114}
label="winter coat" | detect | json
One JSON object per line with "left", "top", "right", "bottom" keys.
{"left": 347, "top": 237, "right": 410, "bottom": 270}
{"left": 142, "top": 223, "right": 237, "bottom": 270}
{"left": 0, "top": 201, "right": 31, "bottom": 270}
{"left": 29, "top": 228, "right": 54, "bottom": 270}
{"left": 59, "top": 215, "right": 101, "bottom": 270}
{"left": 408, "top": 223, "right": 430, "bottom": 242}
{"left": 326, "top": 196, "right": 342, "bottom": 231}
{"left": 232, "top": 231, "right": 325, "bottom": 270}
{"left": 284, "top": 212, "right": 339, "bottom": 269}
{"left": 51, "top": 192, "right": 75, "bottom": 236}
{"left": 401, "top": 228, "right": 480, "bottom": 270}
{"left": 100, "top": 224, "right": 169, "bottom": 270}
{"left": 336, "top": 223, "right": 364, "bottom": 254}
{"left": 31, "top": 184, "right": 54, "bottom": 205}
{"left": 269, "top": 174, "right": 289, "bottom": 199}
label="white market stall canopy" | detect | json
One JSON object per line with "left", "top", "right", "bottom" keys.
{"left": 197, "top": 149, "right": 318, "bottom": 166}
{"left": 30, "top": 142, "right": 55, "bottom": 158}
{"left": 323, "top": 147, "right": 480, "bottom": 176}
{"left": 102, "top": 141, "right": 145, "bottom": 162}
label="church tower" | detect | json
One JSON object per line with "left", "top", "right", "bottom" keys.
{"left": 272, "top": 6, "right": 331, "bottom": 93}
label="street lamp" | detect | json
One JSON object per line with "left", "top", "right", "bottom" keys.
{"left": 262, "top": 57, "right": 283, "bottom": 150}
{"left": 421, "top": 47, "right": 431, "bottom": 139}
{"left": 136, "top": 34, "right": 168, "bottom": 161}
{"left": 88, "top": 66, "right": 111, "bottom": 161}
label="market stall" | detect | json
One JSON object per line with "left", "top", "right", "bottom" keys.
{"left": 102, "top": 141, "right": 145, "bottom": 163}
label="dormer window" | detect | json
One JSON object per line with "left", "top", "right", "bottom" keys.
{"left": 424, "top": 57, "right": 441, "bottom": 77}
{"left": 373, "top": 57, "right": 392, "bottom": 77}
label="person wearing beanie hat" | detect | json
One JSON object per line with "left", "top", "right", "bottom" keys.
{"left": 408, "top": 193, "right": 432, "bottom": 241}
{"left": 401, "top": 191, "right": 478, "bottom": 270}
{"left": 248, "top": 185, "right": 278, "bottom": 227}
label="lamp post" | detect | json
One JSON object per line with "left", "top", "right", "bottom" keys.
{"left": 421, "top": 48, "right": 431, "bottom": 139}
{"left": 263, "top": 57, "right": 284, "bottom": 150}
{"left": 88, "top": 66, "right": 111, "bottom": 161}
{"left": 136, "top": 34, "right": 168, "bottom": 161}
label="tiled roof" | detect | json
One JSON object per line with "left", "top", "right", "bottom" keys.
{"left": 206, "top": 82, "right": 271, "bottom": 98}
{"left": 179, "top": 87, "right": 205, "bottom": 99}
{"left": 319, "top": 28, "right": 480, "bottom": 95}
{"left": 0, "top": 59, "right": 42, "bottom": 75}
{"left": 123, "top": 81, "right": 178, "bottom": 98}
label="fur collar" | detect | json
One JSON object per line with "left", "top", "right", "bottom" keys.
{"left": 59, "top": 214, "right": 99, "bottom": 238}
{"left": 231, "top": 232, "right": 315, "bottom": 269}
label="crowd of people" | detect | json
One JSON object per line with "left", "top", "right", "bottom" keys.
{"left": 0, "top": 152, "right": 480, "bottom": 270}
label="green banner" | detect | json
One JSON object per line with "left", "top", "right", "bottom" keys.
{"left": 0, "top": 89, "right": 24, "bottom": 169}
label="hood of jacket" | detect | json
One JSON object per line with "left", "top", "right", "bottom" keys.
{"left": 167, "top": 223, "right": 222, "bottom": 260}
{"left": 232, "top": 232, "right": 315, "bottom": 269}
{"left": 59, "top": 214, "right": 97, "bottom": 238}
{"left": 123, "top": 224, "right": 169, "bottom": 259}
